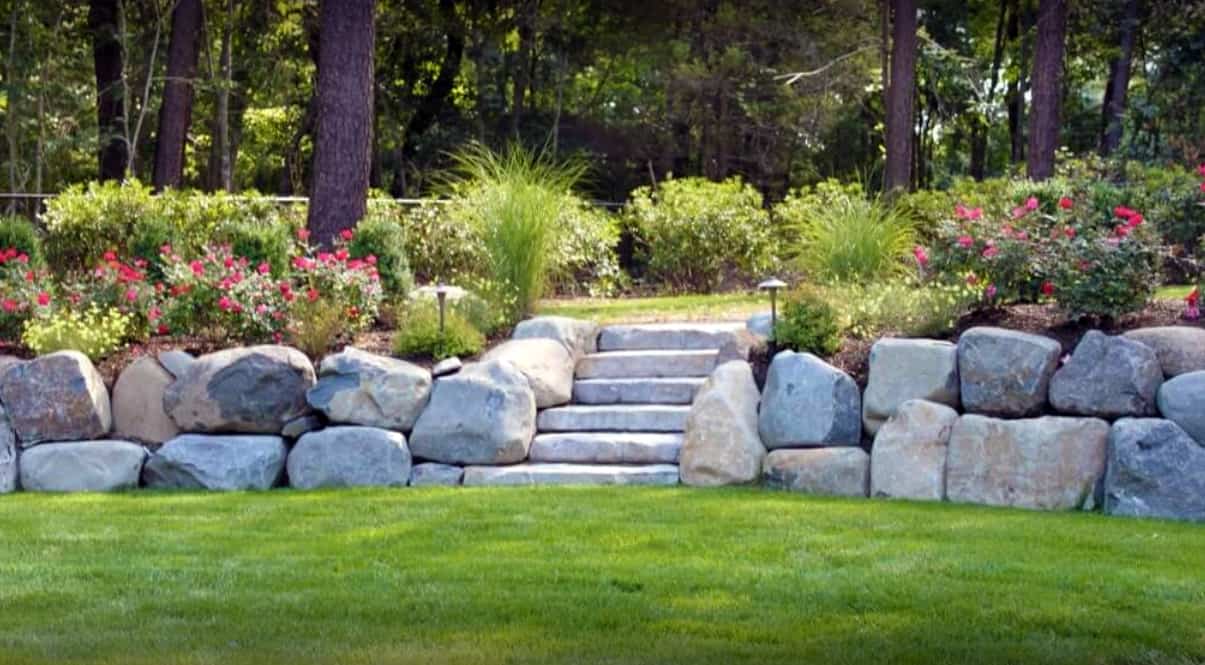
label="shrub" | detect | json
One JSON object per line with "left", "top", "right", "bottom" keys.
{"left": 392, "top": 302, "right": 485, "bottom": 360}
{"left": 831, "top": 280, "right": 979, "bottom": 339}
{"left": 214, "top": 218, "right": 293, "bottom": 276}
{"left": 350, "top": 209, "right": 414, "bottom": 297}
{"left": 1051, "top": 214, "right": 1161, "bottom": 320}
{"left": 398, "top": 201, "right": 485, "bottom": 284}
{"left": 286, "top": 297, "right": 348, "bottom": 359}
{"left": 446, "top": 143, "right": 587, "bottom": 321}
{"left": 156, "top": 245, "right": 290, "bottom": 342}
{"left": 773, "top": 287, "right": 843, "bottom": 357}
{"left": 22, "top": 305, "right": 132, "bottom": 360}
{"left": 547, "top": 198, "right": 625, "bottom": 297}
{"left": 775, "top": 183, "right": 915, "bottom": 284}
{"left": 290, "top": 229, "right": 384, "bottom": 332}
{"left": 42, "top": 180, "right": 158, "bottom": 270}
{"left": 0, "top": 217, "right": 43, "bottom": 266}
{"left": 625, "top": 176, "right": 774, "bottom": 292}
{"left": 0, "top": 248, "right": 42, "bottom": 340}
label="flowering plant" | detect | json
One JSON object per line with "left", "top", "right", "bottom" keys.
{"left": 156, "top": 244, "right": 290, "bottom": 342}
{"left": 288, "top": 228, "right": 383, "bottom": 332}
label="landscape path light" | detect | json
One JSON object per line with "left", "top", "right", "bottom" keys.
{"left": 435, "top": 283, "right": 450, "bottom": 336}
{"left": 758, "top": 277, "right": 787, "bottom": 344}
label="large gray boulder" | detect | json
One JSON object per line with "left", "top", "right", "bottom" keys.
{"left": 758, "top": 351, "right": 861, "bottom": 449}
{"left": 870, "top": 400, "right": 958, "bottom": 501}
{"left": 0, "top": 351, "right": 111, "bottom": 446}
{"left": 0, "top": 408, "right": 17, "bottom": 493}
{"left": 680, "top": 361, "right": 765, "bottom": 486}
{"left": 1048, "top": 331, "right": 1162, "bottom": 418}
{"left": 112, "top": 356, "right": 180, "bottom": 444}
{"left": 287, "top": 426, "right": 411, "bottom": 489}
{"left": 946, "top": 415, "right": 1109, "bottom": 510}
{"left": 306, "top": 347, "right": 431, "bottom": 431}
{"left": 1156, "top": 371, "right": 1205, "bottom": 444}
{"left": 1105, "top": 418, "right": 1205, "bottom": 522}
{"left": 163, "top": 345, "right": 315, "bottom": 434}
{"left": 482, "top": 339, "right": 574, "bottom": 408}
{"left": 762, "top": 448, "right": 870, "bottom": 497}
{"left": 958, "top": 327, "right": 1061, "bottom": 417}
{"left": 1123, "top": 327, "right": 1205, "bottom": 377}
{"left": 17, "top": 440, "right": 146, "bottom": 492}
{"left": 862, "top": 339, "right": 959, "bottom": 435}
{"left": 408, "top": 360, "right": 537, "bottom": 465}
{"left": 143, "top": 434, "right": 287, "bottom": 490}
{"left": 512, "top": 316, "right": 599, "bottom": 359}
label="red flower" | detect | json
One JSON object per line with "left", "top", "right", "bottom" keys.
{"left": 1064, "top": 226, "right": 1076, "bottom": 239}
{"left": 159, "top": 244, "right": 173, "bottom": 256}
{"left": 912, "top": 245, "right": 929, "bottom": 267}
{"left": 218, "top": 296, "right": 234, "bottom": 311}
{"left": 306, "top": 288, "right": 320, "bottom": 302}
{"left": 340, "top": 229, "right": 354, "bottom": 241}
{"left": 1126, "top": 213, "right": 1144, "bottom": 228}
{"left": 1197, "top": 164, "right": 1205, "bottom": 177}
{"left": 297, "top": 228, "right": 311, "bottom": 241}
{"left": 957, "top": 235, "right": 974, "bottom": 249}
{"left": 2, "top": 299, "right": 18, "bottom": 313}
{"left": 1114, "top": 205, "right": 1138, "bottom": 220}
{"left": 157, "top": 324, "right": 169, "bottom": 335}
{"left": 36, "top": 291, "right": 50, "bottom": 307}
{"left": 982, "top": 246, "right": 999, "bottom": 259}
{"left": 224, "top": 257, "right": 235, "bottom": 269}
{"left": 1115, "top": 224, "right": 1130, "bottom": 237}
{"left": 23, "top": 270, "right": 34, "bottom": 282}
{"left": 190, "top": 260, "right": 205, "bottom": 276}
{"left": 1187, "top": 288, "right": 1200, "bottom": 307}
{"left": 103, "top": 250, "right": 117, "bottom": 262}
{"left": 125, "top": 288, "right": 138, "bottom": 302}
{"left": 335, "top": 249, "right": 349, "bottom": 261}
{"left": 966, "top": 274, "right": 979, "bottom": 286}
{"left": 16, "top": 253, "right": 28, "bottom": 264}
{"left": 1041, "top": 281, "right": 1055, "bottom": 296}
{"left": 257, "top": 262, "right": 271, "bottom": 275}
{"left": 1058, "top": 197, "right": 1073, "bottom": 210}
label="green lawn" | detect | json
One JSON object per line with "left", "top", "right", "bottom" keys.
{"left": 1157, "top": 284, "right": 1197, "bottom": 300}
{"left": 0, "top": 488, "right": 1202, "bottom": 665}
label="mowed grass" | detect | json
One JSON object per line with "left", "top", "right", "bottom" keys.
{"left": 1, "top": 488, "right": 1203, "bottom": 665}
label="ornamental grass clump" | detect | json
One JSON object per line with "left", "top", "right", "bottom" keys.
{"left": 446, "top": 143, "right": 586, "bottom": 323}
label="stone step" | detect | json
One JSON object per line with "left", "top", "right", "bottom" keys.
{"left": 598, "top": 322, "right": 745, "bottom": 352}
{"left": 537, "top": 405, "right": 691, "bottom": 433}
{"left": 529, "top": 432, "right": 683, "bottom": 464}
{"left": 575, "top": 350, "right": 717, "bottom": 380}
{"left": 572, "top": 378, "right": 705, "bottom": 405}
{"left": 463, "top": 463, "right": 680, "bottom": 487}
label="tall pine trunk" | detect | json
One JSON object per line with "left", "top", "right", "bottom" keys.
{"left": 1007, "top": 0, "right": 1025, "bottom": 163}
{"left": 971, "top": 0, "right": 1008, "bottom": 180}
{"left": 884, "top": 0, "right": 917, "bottom": 192}
{"left": 1026, "top": 0, "right": 1067, "bottom": 181}
{"left": 89, "top": 0, "right": 128, "bottom": 181}
{"left": 306, "top": 0, "right": 375, "bottom": 246}
{"left": 151, "top": 0, "right": 204, "bottom": 191}
{"left": 1100, "top": 0, "right": 1139, "bottom": 157}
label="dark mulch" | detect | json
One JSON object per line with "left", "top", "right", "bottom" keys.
{"left": 751, "top": 299, "right": 1203, "bottom": 391}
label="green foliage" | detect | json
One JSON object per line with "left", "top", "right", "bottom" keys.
{"left": 286, "top": 297, "right": 347, "bottom": 360}
{"left": 775, "top": 182, "right": 915, "bottom": 284}
{"left": 128, "top": 215, "right": 178, "bottom": 278}
{"left": 213, "top": 218, "right": 293, "bottom": 276}
{"left": 625, "top": 177, "right": 774, "bottom": 292}
{"left": 392, "top": 303, "right": 485, "bottom": 360}
{"left": 1052, "top": 226, "right": 1161, "bottom": 320}
{"left": 349, "top": 208, "right": 414, "bottom": 297}
{"left": 547, "top": 197, "right": 625, "bottom": 297}
{"left": 42, "top": 180, "right": 158, "bottom": 270}
{"left": 446, "top": 143, "right": 587, "bottom": 321}
{"left": 398, "top": 201, "right": 485, "bottom": 285}
{"left": 773, "top": 287, "right": 842, "bottom": 357}
{"left": 22, "top": 305, "right": 132, "bottom": 360}
{"left": 0, "top": 217, "right": 43, "bottom": 266}
{"left": 831, "top": 281, "right": 979, "bottom": 339}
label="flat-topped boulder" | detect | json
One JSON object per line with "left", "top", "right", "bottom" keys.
{"left": 762, "top": 448, "right": 869, "bottom": 497}
{"left": 482, "top": 339, "right": 574, "bottom": 408}
{"left": 529, "top": 433, "right": 682, "bottom": 464}
{"left": 408, "top": 360, "right": 536, "bottom": 465}
{"left": 958, "top": 327, "right": 1061, "bottom": 417}
{"left": 408, "top": 462, "right": 464, "bottom": 486}
{"left": 870, "top": 400, "right": 958, "bottom": 501}
{"left": 17, "top": 440, "right": 147, "bottom": 492}
{"left": 1049, "top": 331, "right": 1161, "bottom": 418}
{"left": 0, "top": 351, "right": 111, "bottom": 446}
{"left": 575, "top": 350, "right": 718, "bottom": 379}
{"left": 862, "top": 338, "right": 959, "bottom": 435}
{"left": 759, "top": 351, "right": 861, "bottom": 449}
{"left": 536, "top": 405, "right": 689, "bottom": 433}
{"left": 462, "top": 463, "right": 679, "bottom": 486}
{"left": 306, "top": 347, "right": 431, "bottom": 431}
{"left": 680, "top": 361, "right": 765, "bottom": 486}
{"left": 1123, "top": 327, "right": 1205, "bottom": 377}
{"left": 112, "top": 356, "right": 180, "bottom": 444}
{"left": 1105, "top": 418, "right": 1205, "bottom": 522}
{"left": 143, "top": 434, "right": 288, "bottom": 490}
{"left": 597, "top": 322, "right": 743, "bottom": 351}
{"left": 572, "top": 378, "right": 704, "bottom": 405}
{"left": 164, "top": 345, "right": 315, "bottom": 434}
{"left": 512, "top": 316, "right": 599, "bottom": 358}
{"left": 1156, "top": 371, "right": 1205, "bottom": 444}
{"left": 946, "top": 415, "right": 1109, "bottom": 511}
{"left": 287, "top": 426, "right": 411, "bottom": 489}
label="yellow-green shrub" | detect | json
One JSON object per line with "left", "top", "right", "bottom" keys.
{"left": 22, "top": 305, "right": 132, "bottom": 360}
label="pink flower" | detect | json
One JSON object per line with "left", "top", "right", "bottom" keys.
{"left": 365, "top": 255, "right": 377, "bottom": 266}
{"left": 335, "top": 249, "right": 349, "bottom": 261}
{"left": 190, "top": 260, "right": 205, "bottom": 276}
{"left": 966, "top": 274, "right": 979, "bottom": 286}
{"left": 224, "top": 257, "right": 235, "bottom": 269}
{"left": 256, "top": 304, "right": 269, "bottom": 314}
{"left": 160, "top": 244, "right": 173, "bottom": 256}
{"left": 297, "top": 228, "right": 311, "bottom": 241}
{"left": 912, "top": 245, "right": 929, "bottom": 267}
{"left": 36, "top": 291, "right": 50, "bottom": 307}
{"left": 340, "top": 229, "right": 354, "bottom": 241}
{"left": 273, "top": 332, "right": 284, "bottom": 343}
{"left": 982, "top": 245, "right": 999, "bottom": 259}
{"left": 1064, "top": 226, "right": 1076, "bottom": 239}
{"left": 23, "top": 270, "right": 34, "bottom": 282}
{"left": 148, "top": 306, "right": 162, "bottom": 321}
{"left": 1106, "top": 236, "right": 1121, "bottom": 247}
{"left": 1197, "top": 164, "right": 1205, "bottom": 177}
{"left": 1126, "top": 213, "right": 1144, "bottom": 228}
{"left": 218, "top": 296, "right": 234, "bottom": 311}
{"left": 957, "top": 235, "right": 974, "bottom": 249}
{"left": 1114, "top": 205, "right": 1138, "bottom": 219}
{"left": 1058, "top": 197, "right": 1073, "bottom": 210}
{"left": 16, "top": 253, "right": 28, "bottom": 264}
{"left": 125, "top": 288, "right": 138, "bottom": 302}
{"left": 103, "top": 250, "right": 117, "bottom": 262}
{"left": 306, "top": 288, "right": 320, "bottom": 302}
{"left": 257, "top": 262, "right": 271, "bottom": 275}
{"left": 2, "top": 299, "right": 18, "bottom": 313}
{"left": 954, "top": 203, "right": 982, "bottom": 220}
{"left": 1026, "top": 196, "right": 1039, "bottom": 211}
{"left": 985, "top": 284, "right": 997, "bottom": 299}
{"left": 1041, "top": 281, "right": 1055, "bottom": 296}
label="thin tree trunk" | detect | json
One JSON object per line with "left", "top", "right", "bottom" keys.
{"left": 884, "top": 0, "right": 917, "bottom": 192}
{"left": 1026, "top": 0, "right": 1067, "bottom": 180}
{"left": 1007, "top": 0, "right": 1025, "bottom": 163}
{"left": 402, "top": 0, "right": 463, "bottom": 158}
{"left": 880, "top": 0, "right": 890, "bottom": 117}
{"left": 1099, "top": 0, "right": 1139, "bottom": 156}
{"left": 152, "top": 0, "right": 204, "bottom": 191}
{"left": 510, "top": 0, "right": 536, "bottom": 139}
{"left": 216, "top": 0, "right": 234, "bottom": 191}
{"left": 89, "top": 0, "right": 128, "bottom": 181}
{"left": 5, "top": 1, "right": 19, "bottom": 205}
{"left": 306, "top": 0, "right": 375, "bottom": 246}
{"left": 971, "top": 0, "right": 1008, "bottom": 180}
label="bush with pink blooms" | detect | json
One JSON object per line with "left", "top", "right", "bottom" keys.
{"left": 0, "top": 248, "right": 42, "bottom": 339}
{"left": 920, "top": 193, "right": 1161, "bottom": 320}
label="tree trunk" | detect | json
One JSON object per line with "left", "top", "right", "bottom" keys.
{"left": 306, "top": 0, "right": 375, "bottom": 246}
{"left": 402, "top": 0, "right": 463, "bottom": 160}
{"left": 152, "top": 0, "right": 204, "bottom": 191}
{"left": 215, "top": 0, "right": 234, "bottom": 191}
{"left": 510, "top": 0, "right": 536, "bottom": 139}
{"left": 1007, "top": 0, "right": 1025, "bottom": 163}
{"left": 971, "top": 0, "right": 1008, "bottom": 180}
{"left": 884, "top": 0, "right": 917, "bottom": 192}
{"left": 89, "top": 0, "right": 128, "bottom": 181}
{"left": 1099, "top": 0, "right": 1139, "bottom": 156}
{"left": 1026, "top": 0, "right": 1066, "bottom": 180}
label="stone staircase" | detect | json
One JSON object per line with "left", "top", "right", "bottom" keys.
{"left": 467, "top": 323, "right": 744, "bottom": 486}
